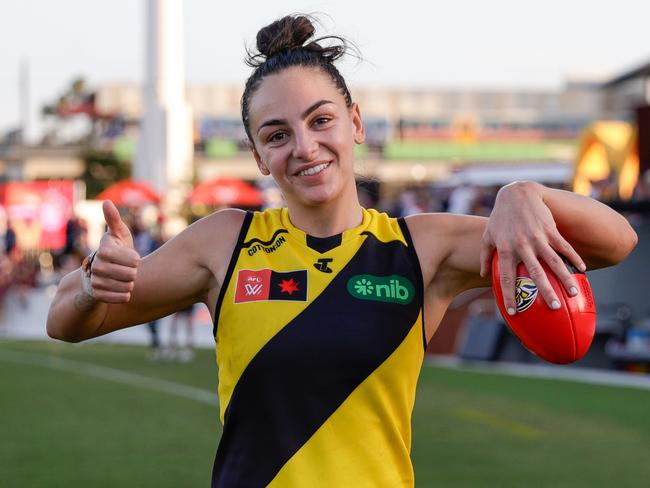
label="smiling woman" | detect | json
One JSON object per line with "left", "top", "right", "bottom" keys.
{"left": 247, "top": 67, "right": 364, "bottom": 228}
{"left": 46, "top": 13, "right": 638, "bottom": 488}
{"left": 240, "top": 16, "right": 364, "bottom": 232}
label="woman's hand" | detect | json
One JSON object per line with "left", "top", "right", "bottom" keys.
{"left": 479, "top": 181, "right": 586, "bottom": 315}
{"left": 87, "top": 200, "right": 141, "bottom": 303}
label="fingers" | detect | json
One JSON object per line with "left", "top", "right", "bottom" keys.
{"left": 96, "top": 242, "right": 140, "bottom": 268}
{"left": 89, "top": 255, "right": 139, "bottom": 303}
{"left": 538, "top": 246, "right": 579, "bottom": 299}
{"left": 88, "top": 224, "right": 141, "bottom": 303}
{"left": 102, "top": 200, "right": 133, "bottom": 243}
{"left": 517, "top": 247, "right": 561, "bottom": 310}
{"left": 92, "top": 258, "right": 139, "bottom": 282}
{"left": 89, "top": 288, "right": 133, "bottom": 304}
{"left": 505, "top": 243, "right": 583, "bottom": 315}
{"left": 549, "top": 233, "right": 587, "bottom": 273}
{"left": 485, "top": 182, "right": 587, "bottom": 314}
{"left": 479, "top": 233, "right": 494, "bottom": 278}
{"left": 496, "top": 248, "right": 518, "bottom": 316}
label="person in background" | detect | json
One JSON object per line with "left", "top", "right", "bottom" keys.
{"left": 132, "top": 213, "right": 164, "bottom": 359}
{"left": 166, "top": 303, "right": 195, "bottom": 362}
{"left": 0, "top": 252, "right": 13, "bottom": 325}
{"left": 4, "top": 219, "right": 16, "bottom": 256}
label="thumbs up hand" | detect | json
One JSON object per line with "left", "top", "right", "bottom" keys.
{"left": 85, "top": 200, "right": 141, "bottom": 303}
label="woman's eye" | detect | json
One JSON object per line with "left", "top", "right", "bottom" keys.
{"left": 314, "top": 116, "right": 331, "bottom": 126}
{"left": 268, "top": 132, "right": 286, "bottom": 143}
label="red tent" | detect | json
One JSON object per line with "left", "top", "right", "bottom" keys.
{"left": 188, "top": 177, "right": 263, "bottom": 207}
{"left": 97, "top": 179, "right": 161, "bottom": 207}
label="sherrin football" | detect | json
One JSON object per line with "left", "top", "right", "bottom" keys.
{"left": 491, "top": 253, "right": 596, "bottom": 364}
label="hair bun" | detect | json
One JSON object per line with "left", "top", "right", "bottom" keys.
{"left": 256, "top": 15, "right": 315, "bottom": 59}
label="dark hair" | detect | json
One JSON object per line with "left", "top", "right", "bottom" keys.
{"left": 241, "top": 14, "right": 357, "bottom": 142}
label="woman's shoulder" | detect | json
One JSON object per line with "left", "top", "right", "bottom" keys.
{"left": 188, "top": 207, "right": 288, "bottom": 248}
{"left": 173, "top": 208, "right": 249, "bottom": 257}
{"left": 203, "top": 207, "right": 249, "bottom": 226}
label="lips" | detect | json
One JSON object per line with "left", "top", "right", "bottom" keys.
{"left": 296, "top": 161, "right": 331, "bottom": 177}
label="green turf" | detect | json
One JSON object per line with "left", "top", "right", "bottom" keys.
{"left": 0, "top": 340, "right": 219, "bottom": 488}
{"left": 412, "top": 366, "right": 650, "bottom": 487}
{"left": 2, "top": 340, "right": 650, "bottom": 487}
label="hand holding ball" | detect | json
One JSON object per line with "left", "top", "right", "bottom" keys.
{"left": 491, "top": 253, "right": 596, "bottom": 364}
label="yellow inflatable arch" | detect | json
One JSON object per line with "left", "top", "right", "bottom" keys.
{"left": 573, "top": 121, "right": 639, "bottom": 200}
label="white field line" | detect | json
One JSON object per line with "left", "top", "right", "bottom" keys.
{"left": 427, "top": 356, "right": 650, "bottom": 391}
{"left": 0, "top": 348, "right": 219, "bottom": 406}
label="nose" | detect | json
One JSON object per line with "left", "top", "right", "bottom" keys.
{"left": 292, "top": 128, "right": 318, "bottom": 161}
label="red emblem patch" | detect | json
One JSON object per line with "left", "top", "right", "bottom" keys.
{"left": 234, "top": 269, "right": 308, "bottom": 303}
{"left": 235, "top": 269, "right": 272, "bottom": 303}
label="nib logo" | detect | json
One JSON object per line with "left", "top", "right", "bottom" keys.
{"left": 353, "top": 278, "right": 374, "bottom": 295}
{"left": 347, "top": 275, "right": 414, "bottom": 305}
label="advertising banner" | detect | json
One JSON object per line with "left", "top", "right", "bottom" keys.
{"left": 0, "top": 180, "right": 75, "bottom": 250}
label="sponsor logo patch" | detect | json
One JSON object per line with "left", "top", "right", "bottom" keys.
{"left": 235, "top": 269, "right": 308, "bottom": 303}
{"left": 246, "top": 235, "right": 287, "bottom": 256}
{"left": 347, "top": 274, "right": 414, "bottom": 304}
{"left": 515, "top": 277, "right": 538, "bottom": 312}
{"left": 313, "top": 258, "right": 334, "bottom": 273}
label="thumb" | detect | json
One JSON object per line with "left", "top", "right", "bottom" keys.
{"left": 102, "top": 200, "right": 132, "bottom": 243}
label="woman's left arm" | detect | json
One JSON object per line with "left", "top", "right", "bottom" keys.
{"left": 480, "top": 181, "right": 638, "bottom": 314}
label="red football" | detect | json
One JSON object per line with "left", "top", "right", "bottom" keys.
{"left": 491, "top": 253, "right": 596, "bottom": 364}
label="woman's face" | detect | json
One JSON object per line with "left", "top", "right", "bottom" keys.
{"left": 248, "top": 66, "right": 365, "bottom": 207}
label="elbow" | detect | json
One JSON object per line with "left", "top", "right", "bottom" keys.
{"left": 617, "top": 225, "right": 638, "bottom": 262}
{"left": 602, "top": 224, "right": 638, "bottom": 267}
{"left": 46, "top": 317, "right": 85, "bottom": 343}
{"left": 46, "top": 322, "right": 66, "bottom": 342}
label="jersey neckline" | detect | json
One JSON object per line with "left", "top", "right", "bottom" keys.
{"left": 279, "top": 207, "right": 372, "bottom": 252}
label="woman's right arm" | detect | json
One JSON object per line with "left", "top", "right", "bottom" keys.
{"left": 46, "top": 201, "right": 245, "bottom": 342}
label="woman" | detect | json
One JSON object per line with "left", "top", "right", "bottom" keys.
{"left": 47, "top": 15, "right": 637, "bottom": 488}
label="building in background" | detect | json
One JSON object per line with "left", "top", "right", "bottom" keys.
{"left": 1, "top": 60, "right": 648, "bottom": 192}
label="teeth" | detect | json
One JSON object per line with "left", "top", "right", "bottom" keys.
{"left": 299, "top": 163, "right": 329, "bottom": 176}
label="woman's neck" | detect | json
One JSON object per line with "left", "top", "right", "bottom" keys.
{"left": 286, "top": 193, "right": 364, "bottom": 237}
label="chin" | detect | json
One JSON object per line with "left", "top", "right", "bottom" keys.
{"left": 295, "top": 186, "right": 340, "bottom": 207}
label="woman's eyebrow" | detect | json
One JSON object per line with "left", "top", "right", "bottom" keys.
{"left": 301, "top": 99, "right": 334, "bottom": 119}
{"left": 257, "top": 99, "right": 334, "bottom": 135}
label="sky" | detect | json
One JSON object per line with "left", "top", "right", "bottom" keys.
{"left": 1, "top": 0, "right": 649, "bottom": 140}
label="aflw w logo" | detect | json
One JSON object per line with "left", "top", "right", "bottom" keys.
{"left": 244, "top": 283, "right": 263, "bottom": 296}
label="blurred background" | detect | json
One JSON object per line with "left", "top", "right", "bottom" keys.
{"left": 2, "top": 1, "right": 650, "bottom": 486}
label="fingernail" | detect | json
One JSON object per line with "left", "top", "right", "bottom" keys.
{"left": 579, "top": 263, "right": 586, "bottom": 272}
{"left": 569, "top": 286, "right": 578, "bottom": 296}
{"left": 551, "top": 300, "right": 561, "bottom": 310}
{"left": 507, "top": 307, "right": 516, "bottom": 316}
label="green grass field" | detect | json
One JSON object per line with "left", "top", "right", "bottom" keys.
{"left": 2, "top": 340, "right": 650, "bottom": 487}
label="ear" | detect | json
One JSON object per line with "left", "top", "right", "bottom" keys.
{"left": 350, "top": 103, "right": 366, "bottom": 145}
{"left": 249, "top": 142, "right": 270, "bottom": 176}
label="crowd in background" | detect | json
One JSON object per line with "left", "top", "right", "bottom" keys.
{"left": 0, "top": 219, "right": 42, "bottom": 319}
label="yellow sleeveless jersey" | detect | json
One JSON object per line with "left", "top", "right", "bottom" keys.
{"left": 211, "top": 207, "right": 425, "bottom": 487}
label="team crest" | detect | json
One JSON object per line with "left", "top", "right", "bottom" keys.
{"left": 515, "top": 277, "right": 538, "bottom": 312}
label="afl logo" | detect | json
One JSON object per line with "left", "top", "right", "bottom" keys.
{"left": 515, "top": 277, "right": 538, "bottom": 312}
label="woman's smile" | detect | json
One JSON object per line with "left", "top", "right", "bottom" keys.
{"left": 295, "top": 161, "right": 332, "bottom": 178}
